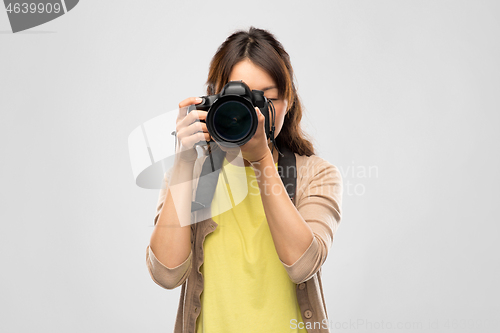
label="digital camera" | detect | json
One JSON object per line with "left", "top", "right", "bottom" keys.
{"left": 189, "top": 80, "right": 276, "bottom": 148}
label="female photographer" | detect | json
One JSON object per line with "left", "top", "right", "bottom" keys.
{"left": 146, "top": 27, "right": 343, "bottom": 333}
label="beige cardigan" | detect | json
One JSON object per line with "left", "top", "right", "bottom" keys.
{"left": 146, "top": 151, "right": 343, "bottom": 333}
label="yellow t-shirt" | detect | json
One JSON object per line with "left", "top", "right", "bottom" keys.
{"left": 196, "top": 156, "right": 307, "bottom": 333}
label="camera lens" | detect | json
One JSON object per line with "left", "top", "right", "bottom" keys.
{"left": 212, "top": 100, "right": 253, "bottom": 143}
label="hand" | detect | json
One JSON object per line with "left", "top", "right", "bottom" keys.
{"left": 239, "top": 107, "right": 271, "bottom": 164}
{"left": 175, "top": 97, "right": 212, "bottom": 163}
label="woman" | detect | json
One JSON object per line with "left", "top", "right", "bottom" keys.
{"left": 146, "top": 27, "right": 343, "bottom": 333}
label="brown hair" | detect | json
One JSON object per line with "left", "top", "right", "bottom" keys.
{"left": 205, "top": 27, "right": 315, "bottom": 156}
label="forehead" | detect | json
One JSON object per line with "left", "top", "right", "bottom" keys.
{"left": 228, "top": 59, "right": 277, "bottom": 92}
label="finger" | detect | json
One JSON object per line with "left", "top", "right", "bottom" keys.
{"left": 177, "top": 97, "right": 205, "bottom": 121}
{"left": 256, "top": 107, "right": 264, "bottom": 119}
{"left": 176, "top": 111, "right": 208, "bottom": 132}
{"left": 179, "top": 97, "right": 204, "bottom": 109}
{"left": 181, "top": 132, "right": 211, "bottom": 149}
{"left": 177, "top": 121, "right": 208, "bottom": 139}
{"left": 255, "top": 107, "right": 265, "bottom": 127}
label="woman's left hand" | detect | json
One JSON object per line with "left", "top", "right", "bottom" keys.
{"left": 240, "top": 107, "right": 270, "bottom": 163}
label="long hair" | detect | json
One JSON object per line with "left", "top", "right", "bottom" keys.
{"left": 205, "top": 27, "right": 315, "bottom": 156}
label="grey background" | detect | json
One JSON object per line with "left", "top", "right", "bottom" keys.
{"left": 1, "top": 0, "right": 499, "bottom": 332}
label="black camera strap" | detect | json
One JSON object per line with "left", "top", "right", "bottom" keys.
{"left": 191, "top": 142, "right": 296, "bottom": 212}
{"left": 191, "top": 141, "right": 226, "bottom": 212}
{"left": 277, "top": 144, "right": 297, "bottom": 204}
{"left": 268, "top": 100, "right": 284, "bottom": 159}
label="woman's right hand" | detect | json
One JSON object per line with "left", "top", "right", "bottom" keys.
{"left": 175, "top": 97, "right": 211, "bottom": 163}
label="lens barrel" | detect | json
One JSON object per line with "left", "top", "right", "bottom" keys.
{"left": 206, "top": 95, "right": 258, "bottom": 147}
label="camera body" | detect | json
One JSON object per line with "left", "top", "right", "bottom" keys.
{"left": 191, "top": 80, "right": 273, "bottom": 147}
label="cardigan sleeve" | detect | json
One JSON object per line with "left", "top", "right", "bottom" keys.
{"left": 146, "top": 244, "right": 192, "bottom": 290}
{"left": 279, "top": 156, "right": 343, "bottom": 284}
{"left": 145, "top": 169, "right": 193, "bottom": 289}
